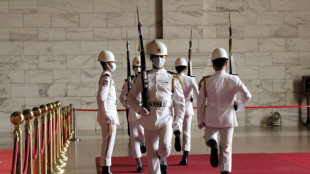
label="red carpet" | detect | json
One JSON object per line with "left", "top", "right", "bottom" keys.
{"left": 96, "top": 153, "right": 310, "bottom": 174}
{"left": 0, "top": 150, "right": 13, "bottom": 174}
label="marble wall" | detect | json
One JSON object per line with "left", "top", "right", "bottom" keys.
{"left": 1, "top": 0, "right": 310, "bottom": 132}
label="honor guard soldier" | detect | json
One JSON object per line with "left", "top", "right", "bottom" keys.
{"left": 174, "top": 57, "right": 199, "bottom": 165}
{"left": 127, "top": 41, "right": 185, "bottom": 174}
{"left": 119, "top": 56, "right": 146, "bottom": 173}
{"left": 97, "top": 50, "right": 120, "bottom": 174}
{"left": 197, "top": 48, "right": 251, "bottom": 174}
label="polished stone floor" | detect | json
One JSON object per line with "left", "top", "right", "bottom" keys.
{"left": 1, "top": 126, "right": 310, "bottom": 173}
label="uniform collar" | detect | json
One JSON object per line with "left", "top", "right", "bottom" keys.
{"left": 151, "top": 68, "right": 166, "bottom": 72}
{"left": 103, "top": 71, "right": 111, "bottom": 76}
{"left": 215, "top": 70, "right": 226, "bottom": 75}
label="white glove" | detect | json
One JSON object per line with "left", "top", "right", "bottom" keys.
{"left": 198, "top": 122, "right": 205, "bottom": 129}
{"left": 125, "top": 104, "right": 132, "bottom": 109}
{"left": 139, "top": 107, "right": 149, "bottom": 117}
{"left": 104, "top": 116, "right": 112, "bottom": 123}
{"left": 172, "top": 122, "right": 181, "bottom": 131}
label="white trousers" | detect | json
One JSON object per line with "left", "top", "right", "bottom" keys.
{"left": 144, "top": 125, "right": 172, "bottom": 174}
{"left": 129, "top": 121, "right": 145, "bottom": 159}
{"left": 100, "top": 122, "right": 117, "bottom": 166}
{"left": 204, "top": 126, "right": 234, "bottom": 172}
{"left": 182, "top": 115, "right": 192, "bottom": 151}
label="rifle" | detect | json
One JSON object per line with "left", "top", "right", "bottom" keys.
{"left": 229, "top": 12, "right": 235, "bottom": 75}
{"left": 126, "top": 31, "right": 130, "bottom": 136}
{"left": 229, "top": 12, "right": 238, "bottom": 110}
{"left": 187, "top": 29, "right": 194, "bottom": 102}
{"left": 137, "top": 6, "right": 149, "bottom": 111}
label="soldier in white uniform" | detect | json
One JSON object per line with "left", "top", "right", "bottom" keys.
{"left": 174, "top": 57, "right": 199, "bottom": 165}
{"left": 119, "top": 56, "right": 146, "bottom": 173}
{"left": 127, "top": 41, "right": 185, "bottom": 174}
{"left": 97, "top": 50, "right": 120, "bottom": 174}
{"left": 197, "top": 48, "right": 251, "bottom": 174}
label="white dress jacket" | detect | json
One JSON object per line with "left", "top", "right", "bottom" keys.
{"left": 197, "top": 70, "right": 251, "bottom": 128}
{"left": 127, "top": 68, "right": 185, "bottom": 130}
{"left": 97, "top": 71, "right": 120, "bottom": 125}
{"left": 179, "top": 74, "right": 199, "bottom": 116}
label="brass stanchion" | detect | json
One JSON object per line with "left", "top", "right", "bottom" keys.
{"left": 52, "top": 103, "right": 64, "bottom": 174}
{"left": 10, "top": 112, "right": 24, "bottom": 174}
{"left": 23, "top": 109, "right": 34, "bottom": 174}
{"left": 33, "top": 107, "right": 42, "bottom": 174}
{"left": 46, "top": 103, "right": 55, "bottom": 174}
{"left": 40, "top": 105, "right": 48, "bottom": 174}
{"left": 55, "top": 102, "right": 67, "bottom": 169}
{"left": 59, "top": 107, "right": 69, "bottom": 161}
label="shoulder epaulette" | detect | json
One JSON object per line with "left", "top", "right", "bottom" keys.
{"left": 167, "top": 70, "right": 176, "bottom": 75}
{"left": 172, "top": 74, "right": 183, "bottom": 92}
{"left": 104, "top": 73, "right": 110, "bottom": 77}
{"left": 198, "top": 75, "right": 210, "bottom": 88}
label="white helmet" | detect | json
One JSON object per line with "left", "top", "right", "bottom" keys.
{"left": 175, "top": 57, "right": 187, "bottom": 67}
{"left": 132, "top": 56, "right": 141, "bottom": 66}
{"left": 98, "top": 50, "right": 115, "bottom": 62}
{"left": 211, "top": 48, "right": 228, "bottom": 61}
{"left": 149, "top": 41, "right": 168, "bottom": 56}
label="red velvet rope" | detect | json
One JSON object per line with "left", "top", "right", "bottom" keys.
{"left": 11, "top": 140, "right": 18, "bottom": 174}
{"left": 75, "top": 105, "right": 310, "bottom": 112}
{"left": 23, "top": 134, "right": 30, "bottom": 174}
{"left": 41, "top": 123, "right": 45, "bottom": 154}
{"left": 33, "top": 127, "right": 39, "bottom": 160}
{"left": 47, "top": 119, "right": 51, "bottom": 145}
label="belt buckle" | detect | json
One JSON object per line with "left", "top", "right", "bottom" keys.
{"left": 153, "top": 101, "right": 162, "bottom": 107}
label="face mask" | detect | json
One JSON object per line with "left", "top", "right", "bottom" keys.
{"left": 153, "top": 57, "right": 166, "bottom": 68}
{"left": 107, "top": 63, "right": 116, "bottom": 72}
{"left": 134, "top": 67, "right": 141, "bottom": 75}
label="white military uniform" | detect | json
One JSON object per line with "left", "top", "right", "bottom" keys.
{"left": 97, "top": 71, "right": 120, "bottom": 167}
{"left": 178, "top": 73, "right": 199, "bottom": 152}
{"left": 127, "top": 68, "right": 185, "bottom": 174}
{"left": 197, "top": 70, "right": 251, "bottom": 172}
{"left": 119, "top": 76, "right": 145, "bottom": 159}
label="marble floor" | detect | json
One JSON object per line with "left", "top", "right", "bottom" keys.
{"left": 1, "top": 126, "right": 310, "bottom": 173}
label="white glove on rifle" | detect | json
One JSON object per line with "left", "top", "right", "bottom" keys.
{"left": 138, "top": 106, "right": 149, "bottom": 117}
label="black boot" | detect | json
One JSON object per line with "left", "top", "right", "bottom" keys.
{"left": 140, "top": 142, "right": 146, "bottom": 153}
{"left": 174, "top": 130, "right": 181, "bottom": 152}
{"left": 207, "top": 139, "right": 218, "bottom": 168}
{"left": 159, "top": 157, "right": 168, "bottom": 174}
{"left": 135, "top": 158, "right": 144, "bottom": 173}
{"left": 221, "top": 172, "right": 229, "bottom": 174}
{"left": 179, "top": 151, "right": 189, "bottom": 165}
{"left": 102, "top": 166, "right": 112, "bottom": 174}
